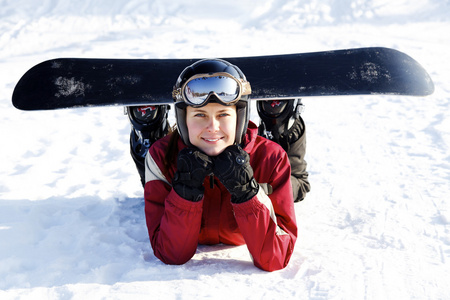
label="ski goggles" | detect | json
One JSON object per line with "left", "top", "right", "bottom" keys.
{"left": 172, "top": 72, "right": 251, "bottom": 107}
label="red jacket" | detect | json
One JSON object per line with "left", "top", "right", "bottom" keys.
{"left": 144, "top": 121, "right": 297, "bottom": 271}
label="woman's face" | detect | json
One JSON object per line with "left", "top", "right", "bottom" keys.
{"left": 186, "top": 103, "right": 237, "bottom": 156}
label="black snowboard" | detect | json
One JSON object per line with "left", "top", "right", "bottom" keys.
{"left": 12, "top": 47, "right": 434, "bottom": 111}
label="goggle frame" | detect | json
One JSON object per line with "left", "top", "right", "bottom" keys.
{"left": 172, "top": 72, "right": 252, "bottom": 107}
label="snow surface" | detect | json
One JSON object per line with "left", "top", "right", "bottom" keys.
{"left": 1, "top": 0, "right": 450, "bottom": 299}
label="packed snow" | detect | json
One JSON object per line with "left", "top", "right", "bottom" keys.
{"left": 1, "top": 0, "right": 449, "bottom": 299}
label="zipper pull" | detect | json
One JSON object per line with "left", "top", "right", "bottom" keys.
{"left": 210, "top": 174, "right": 214, "bottom": 189}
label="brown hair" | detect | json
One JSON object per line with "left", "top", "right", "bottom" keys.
{"left": 163, "top": 126, "right": 180, "bottom": 173}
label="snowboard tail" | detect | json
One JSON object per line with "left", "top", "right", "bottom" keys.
{"left": 12, "top": 47, "right": 434, "bottom": 111}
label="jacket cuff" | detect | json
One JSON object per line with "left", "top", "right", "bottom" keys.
{"left": 167, "top": 189, "right": 204, "bottom": 212}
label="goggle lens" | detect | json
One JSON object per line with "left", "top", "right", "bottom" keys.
{"left": 184, "top": 75, "right": 240, "bottom": 106}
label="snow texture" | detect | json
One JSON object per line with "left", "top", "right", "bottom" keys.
{"left": 1, "top": 0, "right": 449, "bottom": 299}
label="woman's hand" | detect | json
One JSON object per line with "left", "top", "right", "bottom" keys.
{"left": 213, "top": 145, "right": 258, "bottom": 203}
{"left": 173, "top": 147, "right": 213, "bottom": 202}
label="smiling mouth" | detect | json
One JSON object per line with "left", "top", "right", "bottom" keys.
{"left": 202, "top": 137, "right": 223, "bottom": 142}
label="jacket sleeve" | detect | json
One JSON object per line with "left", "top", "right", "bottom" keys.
{"left": 232, "top": 150, "right": 297, "bottom": 272}
{"left": 144, "top": 150, "right": 203, "bottom": 265}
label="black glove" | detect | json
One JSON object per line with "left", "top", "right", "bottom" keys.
{"left": 173, "top": 147, "right": 213, "bottom": 202}
{"left": 213, "top": 145, "right": 258, "bottom": 203}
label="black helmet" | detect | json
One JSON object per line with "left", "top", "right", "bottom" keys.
{"left": 173, "top": 59, "right": 251, "bottom": 146}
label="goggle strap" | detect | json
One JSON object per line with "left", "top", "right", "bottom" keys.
{"left": 241, "top": 81, "right": 251, "bottom": 96}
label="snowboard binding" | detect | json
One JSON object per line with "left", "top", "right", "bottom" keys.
{"left": 127, "top": 105, "right": 170, "bottom": 186}
{"left": 257, "top": 99, "right": 310, "bottom": 202}
{"left": 257, "top": 99, "right": 305, "bottom": 151}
